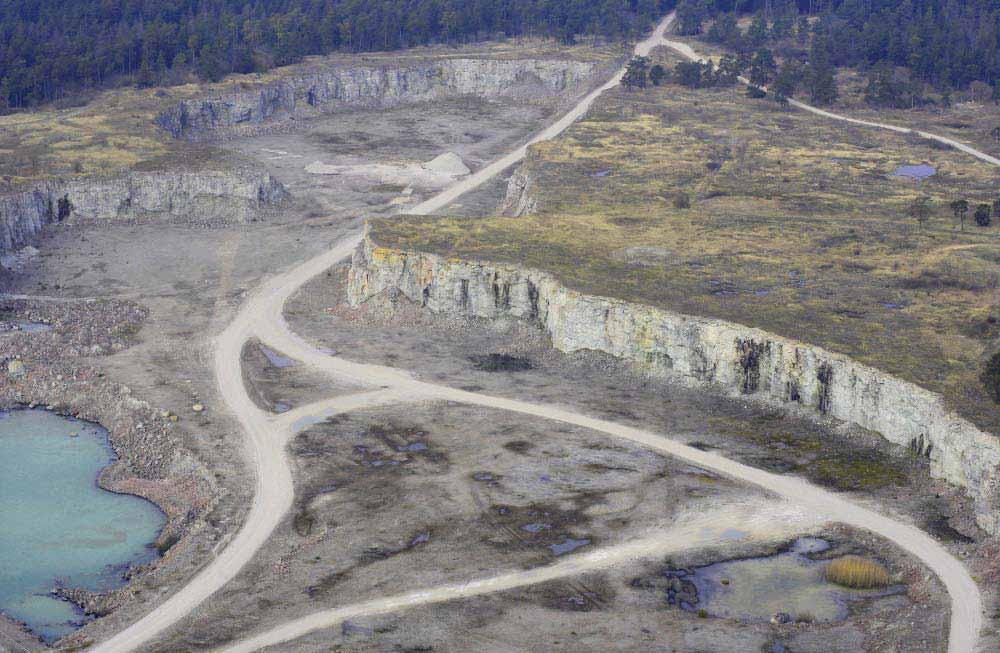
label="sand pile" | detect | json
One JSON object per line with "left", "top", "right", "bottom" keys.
{"left": 422, "top": 152, "right": 470, "bottom": 176}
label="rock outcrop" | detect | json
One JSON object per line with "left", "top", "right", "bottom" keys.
{"left": 0, "top": 169, "right": 286, "bottom": 252}
{"left": 347, "top": 232, "right": 1000, "bottom": 534}
{"left": 156, "top": 58, "right": 599, "bottom": 140}
{"left": 499, "top": 165, "right": 539, "bottom": 216}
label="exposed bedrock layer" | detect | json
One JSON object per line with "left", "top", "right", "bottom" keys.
{"left": 499, "top": 165, "right": 538, "bottom": 217}
{"left": 0, "top": 169, "right": 287, "bottom": 252}
{"left": 156, "top": 58, "right": 600, "bottom": 140}
{"left": 347, "top": 233, "right": 1000, "bottom": 534}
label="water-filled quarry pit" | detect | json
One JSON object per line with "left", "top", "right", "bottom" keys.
{"left": 0, "top": 409, "right": 165, "bottom": 642}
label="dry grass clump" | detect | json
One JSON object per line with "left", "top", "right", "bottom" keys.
{"left": 824, "top": 556, "right": 891, "bottom": 589}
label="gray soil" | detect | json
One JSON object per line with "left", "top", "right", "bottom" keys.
{"left": 242, "top": 339, "right": 362, "bottom": 414}
{"left": 223, "top": 97, "right": 554, "bottom": 221}
{"left": 256, "top": 552, "right": 936, "bottom": 653}
{"left": 146, "top": 400, "right": 773, "bottom": 652}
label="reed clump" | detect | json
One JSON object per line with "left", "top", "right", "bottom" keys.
{"left": 824, "top": 556, "right": 891, "bottom": 589}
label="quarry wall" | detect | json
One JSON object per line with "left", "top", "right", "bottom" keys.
{"left": 156, "top": 58, "right": 600, "bottom": 140}
{"left": 0, "top": 169, "right": 286, "bottom": 252}
{"left": 348, "top": 231, "right": 1000, "bottom": 535}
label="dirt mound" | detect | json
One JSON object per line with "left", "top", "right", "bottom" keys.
{"left": 422, "top": 152, "right": 470, "bottom": 176}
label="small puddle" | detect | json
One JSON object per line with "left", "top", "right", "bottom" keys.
{"left": 665, "top": 538, "right": 899, "bottom": 623}
{"left": 890, "top": 164, "right": 936, "bottom": 180}
{"left": 259, "top": 345, "right": 298, "bottom": 368}
{"left": 550, "top": 538, "right": 591, "bottom": 556}
{"left": 0, "top": 321, "right": 53, "bottom": 334}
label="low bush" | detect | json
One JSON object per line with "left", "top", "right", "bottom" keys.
{"left": 981, "top": 351, "right": 1000, "bottom": 403}
{"left": 470, "top": 353, "right": 533, "bottom": 372}
{"left": 824, "top": 556, "right": 891, "bottom": 589}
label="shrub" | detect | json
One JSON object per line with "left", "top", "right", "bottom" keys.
{"left": 981, "top": 351, "right": 1000, "bottom": 403}
{"left": 824, "top": 556, "right": 891, "bottom": 589}
{"left": 673, "top": 191, "right": 691, "bottom": 209}
{"left": 650, "top": 64, "right": 667, "bottom": 86}
{"left": 975, "top": 203, "right": 992, "bottom": 227}
{"left": 470, "top": 353, "right": 532, "bottom": 372}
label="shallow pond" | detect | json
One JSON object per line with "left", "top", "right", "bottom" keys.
{"left": 0, "top": 321, "right": 52, "bottom": 334}
{"left": 0, "top": 409, "right": 165, "bottom": 642}
{"left": 890, "top": 164, "right": 936, "bottom": 179}
{"left": 669, "top": 538, "right": 895, "bottom": 623}
{"left": 259, "top": 345, "right": 298, "bottom": 368}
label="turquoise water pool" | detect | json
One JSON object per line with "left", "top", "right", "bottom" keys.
{"left": 0, "top": 409, "right": 165, "bottom": 642}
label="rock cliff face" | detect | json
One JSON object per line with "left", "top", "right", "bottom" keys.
{"left": 347, "top": 233, "right": 1000, "bottom": 534}
{"left": 499, "top": 166, "right": 539, "bottom": 216}
{"left": 0, "top": 169, "right": 286, "bottom": 252}
{"left": 157, "top": 58, "right": 599, "bottom": 140}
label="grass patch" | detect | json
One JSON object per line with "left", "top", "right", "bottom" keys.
{"left": 373, "top": 51, "right": 1000, "bottom": 435}
{"left": 810, "top": 453, "right": 907, "bottom": 491}
{"left": 824, "top": 556, "right": 892, "bottom": 589}
{"left": 470, "top": 353, "right": 533, "bottom": 372}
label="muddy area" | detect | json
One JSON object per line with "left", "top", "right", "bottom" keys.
{"left": 655, "top": 537, "right": 904, "bottom": 623}
{"left": 145, "top": 401, "right": 796, "bottom": 651}
{"left": 274, "top": 265, "right": 1000, "bottom": 650}
{"left": 254, "top": 527, "right": 946, "bottom": 652}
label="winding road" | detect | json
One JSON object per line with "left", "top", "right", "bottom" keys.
{"left": 90, "top": 11, "right": 994, "bottom": 653}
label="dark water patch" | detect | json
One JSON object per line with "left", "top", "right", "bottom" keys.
{"left": 259, "top": 344, "right": 298, "bottom": 368}
{"left": 504, "top": 440, "right": 534, "bottom": 454}
{"left": 890, "top": 164, "right": 936, "bottom": 180}
{"left": 923, "top": 514, "right": 975, "bottom": 544}
{"left": 550, "top": 538, "right": 591, "bottom": 556}
{"left": 0, "top": 321, "right": 53, "bottom": 334}
{"left": 470, "top": 353, "right": 533, "bottom": 372}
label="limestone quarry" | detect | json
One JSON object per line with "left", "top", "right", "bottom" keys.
{"left": 1, "top": 11, "right": 998, "bottom": 653}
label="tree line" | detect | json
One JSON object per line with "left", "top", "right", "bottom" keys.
{"left": 0, "top": 0, "right": 674, "bottom": 110}
{"left": 674, "top": 0, "right": 1000, "bottom": 106}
